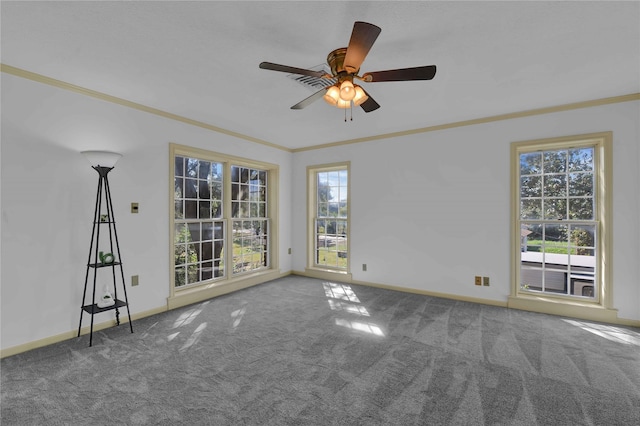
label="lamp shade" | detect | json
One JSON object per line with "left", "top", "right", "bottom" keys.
{"left": 336, "top": 99, "right": 351, "bottom": 109}
{"left": 352, "top": 85, "right": 368, "bottom": 106}
{"left": 323, "top": 86, "right": 340, "bottom": 105}
{"left": 81, "top": 151, "right": 122, "bottom": 168}
{"left": 339, "top": 80, "right": 356, "bottom": 101}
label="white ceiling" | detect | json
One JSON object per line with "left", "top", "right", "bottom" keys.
{"left": 2, "top": 1, "right": 639, "bottom": 151}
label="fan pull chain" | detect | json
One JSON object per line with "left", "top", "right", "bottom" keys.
{"left": 344, "top": 102, "right": 354, "bottom": 122}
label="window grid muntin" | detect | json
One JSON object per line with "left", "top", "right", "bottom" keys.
{"left": 314, "top": 168, "right": 348, "bottom": 270}
{"left": 315, "top": 218, "right": 348, "bottom": 269}
{"left": 518, "top": 145, "right": 598, "bottom": 300}
{"left": 174, "top": 219, "right": 226, "bottom": 287}
{"left": 520, "top": 220, "right": 597, "bottom": 297}
{"left": 520, "top": 147, "right": 595, "bottom": 222}
{"left": 231, "top": 166, "right": 267, "bottom": 220}
{"left": 174, "top": 155, "right": 226, "bottom": 288}
{"left": 232, "top": 219, "right": 269, "bottom": 275}
{"left": 174, "top": 157, "right": 224, "bottom": 221}
{"left": 173, "top": 154, "right": 271, "bottom": 289}
{"left": 231, "top": 165, "right": 269, "bottom": 275}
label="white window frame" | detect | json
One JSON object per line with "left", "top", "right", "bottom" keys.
{"left": 509, "top": 132, "right": 615, "bottom": 322}
{"left": 169, "top": 143, "right": 280, "bottom": 309}
{"left": 230, "top": 165, "right": 270, "bottom": 276}
{"left": 306, "top": 162, "right": 352, "bottom": 281}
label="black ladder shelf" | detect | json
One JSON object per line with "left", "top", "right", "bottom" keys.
{"left": 78, "top": 165, "right": 133, "bottom": 346}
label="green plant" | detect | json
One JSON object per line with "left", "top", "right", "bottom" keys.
{"left": 571, "top": 228, "right": 594, "bottom": 255}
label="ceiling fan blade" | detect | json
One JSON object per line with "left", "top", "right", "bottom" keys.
{"left": 343, "top": 22, "right": 381, "bottom": 74}
{"left": 363, "top": 65, "right": 437, "bottom": 82}
{"left": 291, "top": 89, "right": 326, "bottom": 110}
{"left": 259, "top": 62, "right": 327, "bottom": 78}
{"left": 359, "top": 90, "right": 380, "bottom": 113}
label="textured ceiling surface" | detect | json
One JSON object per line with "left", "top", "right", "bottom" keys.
{"left": 2, "top": 1, "right": 639, "bottom": 150}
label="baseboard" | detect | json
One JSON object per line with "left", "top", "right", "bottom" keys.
{"left": 357, "top": 279, "right": 638, "bottom": 327}
{"left": 2, "top": 271, "right": 294, "bottom": 359}
{"left": 0, "top": 305, "right": 167, "bottom": 359}
{"left": 5, "top": 270, "right": 636, "bottom": 358}
{"left": 167, "top": 269, "right": 290, "bottom": 310}
{"left": 351, "top": 279, "right": 508, "bottom": 308}
{"left": 615, "top": 317, "right": 640, "bottom": 328}
{"left": 507, "top": 295, "right": 628, "bottom": 325}
{"left": 295, "top": 270, "right": 639, "bottom": 327}
{"left": 296, "top": 268, "right": 353, "bottom": 283}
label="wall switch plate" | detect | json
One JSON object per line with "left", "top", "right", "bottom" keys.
{"left": 483, "top": 276, "right": 490, "bottom": 286}
{"left": 131, "top": 202, "right": 139, "bottom": 213}
{"left": 131, "top": 275, "right": 139, "bottom": 286}
{"left": 362, "top": 264, "right": 367, "bottom": 272}
{"left": 475, "top": 276, "right": 482, "bottom": 286}
{"left": 288, "top": 248, "right": 291, "bottom": 255}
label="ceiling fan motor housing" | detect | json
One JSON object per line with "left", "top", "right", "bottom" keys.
{"left": 327, "top": 48, "right": 356, "bottom": 81}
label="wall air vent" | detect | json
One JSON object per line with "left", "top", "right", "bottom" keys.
{"left": 287, "top": 64, "right": 336, "bottom": 92}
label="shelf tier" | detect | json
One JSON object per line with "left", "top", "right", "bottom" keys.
{"left": 88, "top": 261, "right": 122, "bottom": 268}
{"left": 82, "top": 299, "right": 127, "bottom": 314}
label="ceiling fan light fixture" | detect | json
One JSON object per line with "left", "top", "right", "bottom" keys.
{"left": 352, "top": 85, "right": 368, "bottom": 106}
{"left": 260, "top": 21, "right": 437, "bottom": 117}
{"left": 336, "top": 98, "right": 351, "bottom": 109}
{"left": 339, "top": 80, "right": 356, "bottom": 101}
{"left": 323, "top": 86, "right": 340, "bottom": 105}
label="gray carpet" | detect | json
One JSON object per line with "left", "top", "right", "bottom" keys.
{"left": 2, "top": 275, "right": 639, "bottom": 425}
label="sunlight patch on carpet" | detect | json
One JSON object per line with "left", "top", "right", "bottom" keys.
{"left": 335, "top": 318, "right": 385, "bottom": 336}
{"left": 323, "top": 282, "right": 360, "bottom": 302}
{"left": 563, "top": 319, "right": 640, "bottom": 346}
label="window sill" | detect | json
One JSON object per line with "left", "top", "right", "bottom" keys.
{"left": 167, "top": 269, "right": 284, "bottom": 310}
{"left": 507, "top": 294, "right": 618, "bottom": 323}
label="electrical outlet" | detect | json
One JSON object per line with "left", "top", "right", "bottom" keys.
{"left": 483, "top": 276, "right": 490, "bottom": 286}
{"left": 475, "top": 276, "right": 482, "bottom": 286}
{"left": 288, "top": 248, "right": 291, "bottom": 255}
{"left": 131, "top": 275, "right": 139, "bottom": 287}
{"left": 362, "top": 264, "right": 367, "bottom": 272}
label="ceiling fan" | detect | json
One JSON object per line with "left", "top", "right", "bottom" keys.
{"left": 259, "top": 21, "right": 436, "bottom": 117}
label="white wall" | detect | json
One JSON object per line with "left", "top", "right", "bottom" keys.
{"left": 0, "top": 74, "right": 293, "bottom": 351}
{"left": 292, "top": 100, "right": 640, "bottom": 322}
{"left": 2, "top": 71, "right": 637, "bottom": 354}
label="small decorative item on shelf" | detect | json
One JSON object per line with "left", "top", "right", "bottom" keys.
{"left": 100, "top": 214, "right": 109, "bottom": 222}
{"left": 97, "top": 285, "right": 116, "bottom": 308}
{"left": 99, "top": 251, "right": 115, "bottom": 264}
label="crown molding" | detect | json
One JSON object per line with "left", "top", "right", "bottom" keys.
{"left": 3, "top": 63, "right": 637, "bottom": 154}
{"left": 1, "top": 63, "right": 292, "bottom": 153}
{"left": 292, "top": 93, "right": 640, "bottom": 153}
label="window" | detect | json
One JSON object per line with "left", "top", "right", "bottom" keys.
{"left": 174, "top": 158, "right": 225, "bottom": 286}
{"left": 171, "top": 144, "right": 277, "bottom": 293}
{"left": 308, "top": 163, "right": 350, "bottom": 273}
{"left": 231, "top": 166, "right": 269, "bottom": 274}
{"left": 511, "top": 133, "right": 612, "bottom": 309}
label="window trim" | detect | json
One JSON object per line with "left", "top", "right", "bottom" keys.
{"left": 168, "top": 143, "right": 280, "bottom": 309}
{"left": 306, "top": 162, "right": 352, "bottom": 281}
{"left": 508, "top": 132, "right": 616, "bottom": 322}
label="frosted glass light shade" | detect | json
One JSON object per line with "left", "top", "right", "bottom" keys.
{"left": 81, "top": 151, "right": 122, "bottom": 168}
{"left": 336, "top": 98, "right": 351, "bottom": 109}
{"left": 323, "top": 86, "right": 340, "bottom": 105}
{"left": 339, "top": 80, "right": 356, "bottom": 101}
{"left": 352, "top": 85, "right": 368, "bottom": 106}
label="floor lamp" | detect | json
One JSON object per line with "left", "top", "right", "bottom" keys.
{"left": 78, "top": 151, "right": 133, "bottom": 346}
